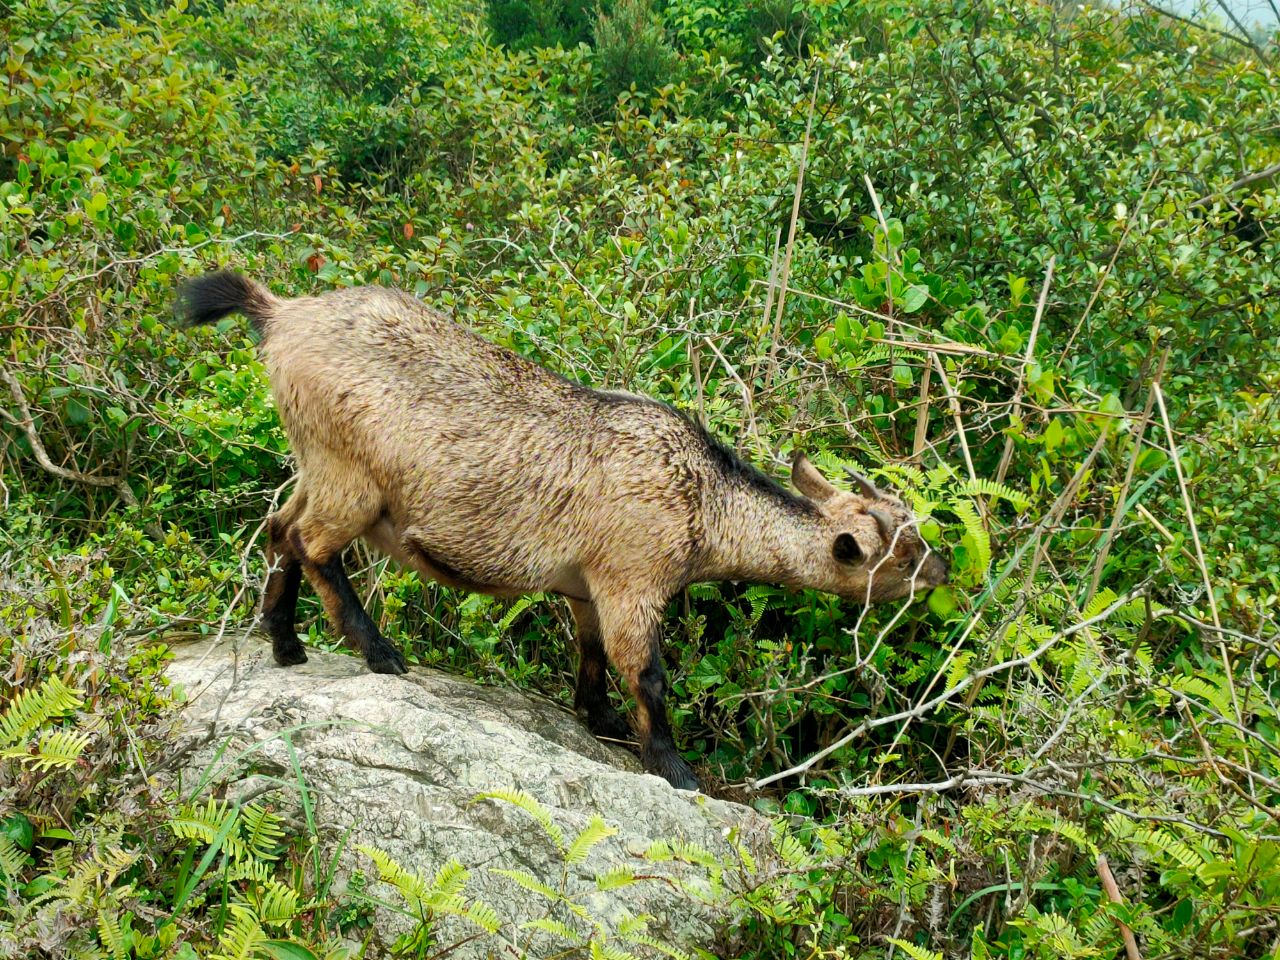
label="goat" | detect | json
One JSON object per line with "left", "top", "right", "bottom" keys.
{"left": 177, "top": 271, "right": 949, "bottom": 790}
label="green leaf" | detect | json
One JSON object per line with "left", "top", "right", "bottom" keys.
{"left": 900, "top": 283, "right": 929, "bottom": 312}
{"left": 259, "top": 942, "right": 320, "bottom": 960}
{"left": 927, "top": 586, "right": 957, "bottom": 617}
{"left": 2, "top": 814, "right": 33, "bottom": 852}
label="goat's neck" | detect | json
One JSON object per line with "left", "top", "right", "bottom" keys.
{"left": 695, "top": 478, "right": 820, "bottom": 587}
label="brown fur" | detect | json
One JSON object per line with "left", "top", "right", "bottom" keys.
{"left": 178, "top": 271, "right": 949, "bottom": 790}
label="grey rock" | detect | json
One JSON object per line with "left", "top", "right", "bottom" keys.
{"left": 166, "top": 637, "right": 769, "bottom": 958}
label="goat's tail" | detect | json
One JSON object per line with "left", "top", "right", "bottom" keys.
{"left": 174, "top": 270, "right": 280, "bottom": 337}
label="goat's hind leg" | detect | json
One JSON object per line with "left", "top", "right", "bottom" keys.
{"left": 291, "top": 498, "right": 407, "bottom": 675}
{"left": 262, "top": 507, "right": 307, "bottom": 667}
{"left": 568, "top": 598, "right": 632, "bottom": 742}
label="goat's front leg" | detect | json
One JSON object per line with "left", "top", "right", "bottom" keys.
{"left": 596, "top": 593, "right": 698, "bottom": 791}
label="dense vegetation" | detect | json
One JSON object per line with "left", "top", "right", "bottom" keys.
{"left": 2, "top": 0, "right": 1278, "bottom": 956}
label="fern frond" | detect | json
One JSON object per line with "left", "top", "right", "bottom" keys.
{"left": 595, "top": 867, "right": 638, "bottom": 891}
{"left": 952, "top": 498, "right": 991, "bottom": 576}
{"left": 644, "top": 838, "right": 718, "bottom": 868}
{"left": 521, "top": 917, "right": 583, "bottom": 942}
{"left": 96, "top": 908, "right": 127, "bottom": 960}
{"left": 566, "top": 816, "right": 617, "bottom": 866}
{"left": 489, "top": 868, "right": 562, "bottom": 903}
{"left": 589, "top": 940, "right": 640, "bottom": 960}
{"left": 874, "top": 463, "right": 929, "bottom": 491}
{"left": 213, "top": 905, "right": 267, "bottom": 960}
{"left": 496, "top": 595, "right": 540, "bottom": 634}
{"left": 27, "top": 729, "right": 92, "bottom": 771}
{"left": 474, "top": 789, "right": 564, "bottom": 851}
{"left": 1130, "top": 827, "right": 1206, "bottom": 871}
{"left": 954, "top": 478, "right": 1031, "bottom": 511}
{"left": 1171, "top": 675, "right": 1234, "bottom": 719}
{"left": 0, "top": 676, "right": 84, "bottom": 748}
{"left": 239, "top": 804, "right": 286, "bottom": 863}
{"left": 886, "top": 940, "right": 942, "bottom": 960}
{"left": 249, "top": 878, "right": 302, "bottom": 926}
{"left": 0, "top": 835, "right": 28, "bottom": 882}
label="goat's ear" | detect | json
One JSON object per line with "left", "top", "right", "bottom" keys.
{"left": 792, "top": 453, "right": 838, "bottom": 502}
{"left": 833, "top": 532, "right": 863, "bottom": 564}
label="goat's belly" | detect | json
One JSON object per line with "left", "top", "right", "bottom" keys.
{"left": 394, "top": 524, "right": 572, "bottom": 598}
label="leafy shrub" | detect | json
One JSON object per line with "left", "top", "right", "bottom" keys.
{"left": 487, "top": 0, "right": 599, "bottom": 50}
{"left": 592, "top": 0, "right": 682, "bottom": 98}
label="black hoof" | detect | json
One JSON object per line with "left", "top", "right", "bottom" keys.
{"left": 644, "top": 748, "right": 699, "bottom": 791}
{"left": 583, "top": 707, "right": 633, "bottom": 742}
{"left": 367, "top": 642, "right": 408, "bottom": 675}
{"left": 272, "top": 638, "right": 308, "bottom": 667}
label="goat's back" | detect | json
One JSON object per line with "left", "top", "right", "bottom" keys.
{"left": 261, "top": 286, "right": 706, "bottom": 590}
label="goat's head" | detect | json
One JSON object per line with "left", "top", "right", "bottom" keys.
{"left": 789, "top": 453, "right": 949, "bottom": 604}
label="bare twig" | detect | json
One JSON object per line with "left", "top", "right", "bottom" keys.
{"left": 749, "top": 588, "right": 1145, "bottom": 790}
{"left": 931, "top": 355, "right": 977, "bottom": 485}
{"left": 763, "top": 68, "right": 821, "bottom": 396}
{"left": 1097, "top": 855, "right": 1144, "bottom": 960}
{"left": 996, "top": 256, "right": 1054, "bottom": 486}
{"left": 1084, "top": 348, "right": 1169, "bottom": 606}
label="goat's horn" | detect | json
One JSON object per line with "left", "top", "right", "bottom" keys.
{"left": 844, "top": 467, "right": 880, "bottom": 499}
{"left": 868, "top": 508, "right": 895, "bottom": 542}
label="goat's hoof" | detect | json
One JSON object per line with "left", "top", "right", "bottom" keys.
{"left": 584, "top": 709, "right": 633, "bottom": 742}
{"left": 644, "top": 750, "right": 699, "bottom": 792}
{"left": 367, "top": 645, "right": 408, "bottom": 675}
{"left": 272, "top": 640, "right": 308, "bottom": 667}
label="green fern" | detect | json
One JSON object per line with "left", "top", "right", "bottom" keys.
{"left": 25, "top": 729, "right": 92, "bottom": 771}
{"left": 886, "top": 940, "right": 942, "bottom": 960}
{"left": 360, "top": 847, "right": 500, "bottom": 933}
{"left": 0, "top": 675, "right": 83, "bottom": 748}
{"left": 489, "top": 867, "right": 563, "bottom": 904}
{"left": 595, "top": 866, "right": 638, "bottom": 891}
{"left": 566, "top": 816, "right": 617, "bottom": 865}
{"left": 954, "top": 477, "right": 1032, "bottom": 511}
{"left": 496, "top": 594, "right": 541, "bottom": 634}
{"left": 214, "top": 904, "right": 267, "bottom": 960}
{"left": 474, "top": 788, "right": 565, "bottom": 851}
{"left": 246, "top": 878, "right": 303, "bottom": 926}
{"left": 644, "top": 838, "right": 718, "bottom": 869}
{"left": 952, "top": 498, "right": 991, "bottom": 576}
{"left": 97, "top": 909, "right": 128, "bottom": 960}
{"left": 1130, "top": 827, "right": 1206, "bottom": 871}
{"left": 589, "top": 939, "right": 640, "bottom": 960}
{"left": 522, "top": 917, "right": 583, "bottom": 942}
{"left": 239, "top": 803, "right": 286, "bottom": 862}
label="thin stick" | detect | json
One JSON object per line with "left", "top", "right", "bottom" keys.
{"left": 1152, "top": 382, "right": 1247, "bottom": 764}
{"left": 749, "top": 589, "right": 1144, "bottom": 789}
{"left": 1096, "top": 855, "right": 1143, "bottom": 960}
{"left": 688, "top": 298, "right": 705, "bottom": 424}
{"left": 996, "top": 256, "right": 1054, "bottom": 486}
{"left": 912, "top": 360, "right": 932, "bottom": 461}
{"left": 1085, "top": 348, "right": 1169, "bottom": 606}
{"left": 763, "top": 68, "right": 820, "bottom": 396}
{"left": 931, "top": 355, "right": 977, "bottom": 484}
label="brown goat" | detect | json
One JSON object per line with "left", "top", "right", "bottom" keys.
{"left": 178, "top": 271, "right": 948, "bottom": 790}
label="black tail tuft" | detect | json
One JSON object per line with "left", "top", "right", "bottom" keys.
{"left": 175, "top": 270, "right": 277, "bottom": 337}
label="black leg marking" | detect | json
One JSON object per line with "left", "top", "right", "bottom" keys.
{"left": 313, "top": 551, "right": 407, "bottom": 675}
{"left": 634, "top": 656, "right": 698, "bottom": 791}
{"left": 575, "top": 634, "right": 632, "bottom": 742}
{"left": 263, "top": 519, "right": 306, "bottom": 666}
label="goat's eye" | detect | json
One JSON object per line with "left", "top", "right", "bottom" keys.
{"left": 833, "top": 532, "right": 863, "bottom": 564}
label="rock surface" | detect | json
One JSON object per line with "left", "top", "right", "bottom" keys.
{"left": 167, "top": 637, "right": 767, "bottom": 958}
